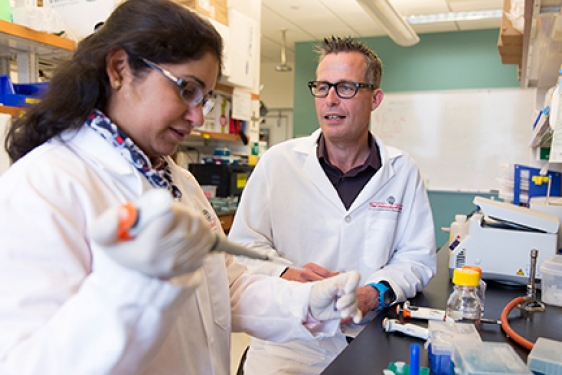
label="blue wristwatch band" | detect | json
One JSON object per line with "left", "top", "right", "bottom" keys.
{"left": 368, "top": 282, "right": 391, "bottom": 310}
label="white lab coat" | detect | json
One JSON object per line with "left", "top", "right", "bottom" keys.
{"left": 0, "top": 125, "right": 340, "bottom": 375}
{"left": 229, "top": 129, "right": 436, "bottom": 375}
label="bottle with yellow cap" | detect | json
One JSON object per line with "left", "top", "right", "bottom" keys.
{"left": 445, "top": 268, "right": 481, "bottom": 329}
{"left": 462, "top": 265, "right": 486, "bottom": 317}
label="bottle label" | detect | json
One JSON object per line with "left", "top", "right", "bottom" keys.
{"left": 449, "top": 237, "right": 460, "bottom": 250}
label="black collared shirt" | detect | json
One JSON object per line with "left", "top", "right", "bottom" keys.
{"left": 317, "top": 133, "right": 382, "bottom": 210}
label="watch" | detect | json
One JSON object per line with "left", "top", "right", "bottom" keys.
{"left": 368, "top": 281, "right": 396, "bottom": 310}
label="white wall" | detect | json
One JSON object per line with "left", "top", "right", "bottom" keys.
{"left": 259, "top": 61, "right": 294, "bottom": 109}
{"left": 259, "top": 61, "right": 295, "bottom": 145}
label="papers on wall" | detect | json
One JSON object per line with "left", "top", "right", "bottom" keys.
{"left": 226, "top": 9, "right": 257, "bottom": 89}
{"left": 549, "top": 83, "right": 562, "bottom": 163}
{"left": 0, "top": 113, "right": 12, "bottom": 175}
{"left": 530, "top": 112, "right": 551, "bottom": 148}
{"left": 231, "top": 87, "right": 251, "bottom": 121}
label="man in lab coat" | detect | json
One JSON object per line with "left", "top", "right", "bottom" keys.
{"left": 229, "top": 36, "right": 437, "bottom": 374}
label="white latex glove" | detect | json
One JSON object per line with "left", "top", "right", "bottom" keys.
{"left": 89, "top": 189, "right": 215, "bottom": 279}
{"left": 309, "top": 271, "right": 363, "bottom": 324}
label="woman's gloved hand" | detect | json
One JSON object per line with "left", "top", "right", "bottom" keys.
{"left": 309, "top": 271, "right": 363, "bottom": 324}
{"left": 89, "top": 189, "right": 215, "bottom": 279}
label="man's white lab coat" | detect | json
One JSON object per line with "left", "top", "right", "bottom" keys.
{"left": 0, "top": 126, "right": 340, "bottom": 375}
{"left": 229, "top": 129, "right": 436, "bottom": 375}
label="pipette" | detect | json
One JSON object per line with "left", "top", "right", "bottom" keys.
{"left": 396, "top": 301, "right": 452, "bottom": 322}
{"left": 396, "top": 301, "right": 501, "bottom": 325}
{"left": 382, "top": 318, "right": 428, "bottom": 340}
{"left": 96, "top": 189, "right": 269, "bottom": 260}
{"left": 210, "top": 232, "right": 269, "bottom": 260}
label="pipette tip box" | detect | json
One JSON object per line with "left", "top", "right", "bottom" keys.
{"left": 452, "top": 342, "right": 532, "bottom": 375}
{"left": 527, "top": 337, "right": 562, "bottom": 375}
{"left": 427, "top": 320, "right": 481, "bottom": 375}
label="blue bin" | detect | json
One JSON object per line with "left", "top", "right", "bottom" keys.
{"left": 0, "top": 75, "right": 49, "bottom": 107}
{"left": 513, "top": 164, "right": 562, "bottom": 207}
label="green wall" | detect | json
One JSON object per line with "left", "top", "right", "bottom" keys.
{"left": 293, "top": 29, "right": 520, "bottom": 137}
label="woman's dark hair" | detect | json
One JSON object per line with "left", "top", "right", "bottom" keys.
{"left": 5, "top": 0, "right": 223, "bottom": 162}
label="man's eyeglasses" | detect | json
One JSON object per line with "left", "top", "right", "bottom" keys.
{"left": 307, "top": 81, "right": 375, "bottom": 99}
{"left": 141, "top": 58, "right": 215, "bottom": 116}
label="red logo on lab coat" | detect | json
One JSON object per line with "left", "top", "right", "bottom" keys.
{"left": 369, "top": 202, "right": 403, "bottom": 212}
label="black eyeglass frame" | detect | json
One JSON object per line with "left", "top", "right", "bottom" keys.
{"left": 307, "top": 81, "right": 376, "bottom": 99}
{"left": 140, "top": 57, "right": 215, "bottom": 115}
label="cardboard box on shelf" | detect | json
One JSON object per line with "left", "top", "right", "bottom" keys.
{"left": 500, "top": 51, "right": 522, "bottom": 65}
{"left": 499, "top": 0, "right": 523, "bottom": 47}
{"left": 497, "top": 2, "right": 523, "bottom": 67}
{"left": 498, "top": 33, "right": 522, "bottom": 65}
{"left": 175, "top": 0, "right": 228, "bottom": 25}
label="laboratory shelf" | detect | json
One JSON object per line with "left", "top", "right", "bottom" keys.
{"left": 0, "top": 105, "right": 24, "bottom": 117}
{"left": 187, "top": 130, "right": 242, "bottom": 142}
{"left": 187, "top": 82, "right": 257, "bottom": 143}
{"left": 0, "top": 22, "right": 247, "bottom": 146}
{"left": 0, "top": 19, "right": 75, "bottom": 59}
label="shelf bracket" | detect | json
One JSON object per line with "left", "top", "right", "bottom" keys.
{"left": 0, "top": 57, "right": 9, "bottom": 76}
{"left": 16, "top": 53, "right": 39, "bottom": 83}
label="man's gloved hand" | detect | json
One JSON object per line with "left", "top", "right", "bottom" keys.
{"left": 89, "top": 189, "right": 215, "bottom": 279}
{"left": 309, "top": 271, "right": 363, "bottom": 324}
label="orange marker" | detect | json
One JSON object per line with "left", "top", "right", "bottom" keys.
{"left": 117, "top": 202, "right": 139, "bottom": 241}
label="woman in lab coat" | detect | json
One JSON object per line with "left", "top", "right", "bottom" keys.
{"left": 0, "top": 1, "right": 361, "bottom": 374}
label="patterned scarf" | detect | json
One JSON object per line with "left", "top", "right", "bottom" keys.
{"left": 85, "top": 109, "right": 182, "bottom": 200}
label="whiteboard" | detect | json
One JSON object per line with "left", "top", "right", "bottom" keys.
{"left": 371, "top": 88, "right": 537, "bottom": 192}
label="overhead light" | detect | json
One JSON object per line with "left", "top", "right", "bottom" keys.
{"left": 275, "top": 29, "right": 292, "bottom": 72}
{"left": 406, "top": 9, "right": 502, "bottom": 25}
{"left": 355, "top": 0, "right": 419, "bottom": 47}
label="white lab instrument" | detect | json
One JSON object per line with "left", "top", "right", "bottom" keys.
{"left": 382, "top": 318, "right": 428, "bottom": 340}
{"left": 449, "top": 197, "right": 559, "bottom": 284}
{"left": 529, "top": 196, "right": 562, "bottom": 253}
